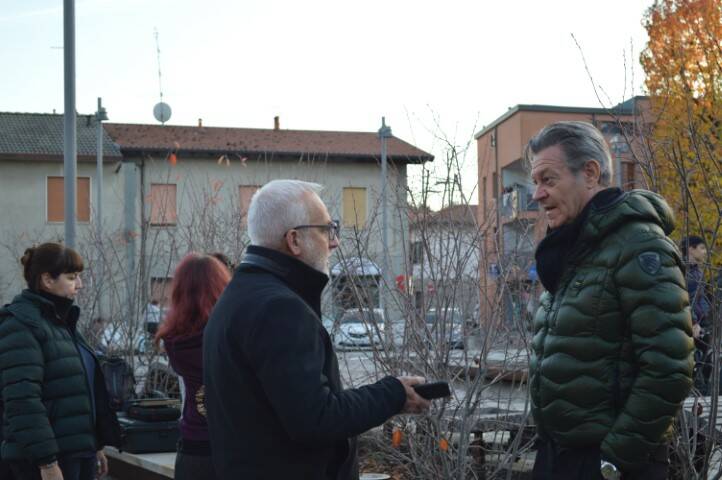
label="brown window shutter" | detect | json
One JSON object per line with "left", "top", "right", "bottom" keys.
{"left": 47, "top": 177, "right": 64, "bottom": 222}
{"left": 239, "top": 185, "right": 260, "bottom": 222}
{"left": 47, "top": 176, "right": 91, "bottom": 222}
{"left": 342, "top": 187, "right": 367, "bottom": 228}
{"left": 150, "top": 184, "right": 178, "bottom": 225}
{"left": 77, "top": 177, "right": 90, "bottom": 222}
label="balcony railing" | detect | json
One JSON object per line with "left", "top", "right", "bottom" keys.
{"left": 501, "top": 184, "right": 538, "bottom": 220}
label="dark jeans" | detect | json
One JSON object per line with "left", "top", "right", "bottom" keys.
{"left": 174, "top": 452, "right": 216, "bottom": 480}
{"left": 532, "top": 439, "right": 668, "bottom": 480}
{"left": 9, "top": 456, "right": 96, "bottom": 480}
{"left": 1, "top": 459, "right": 15, "bottom": 480}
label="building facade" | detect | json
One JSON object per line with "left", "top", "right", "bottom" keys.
{"left": 475, "top": 98, "right": 649, "bottom": 328}
{"left": 0, "top": 114, "right": 433, "bottom": 333}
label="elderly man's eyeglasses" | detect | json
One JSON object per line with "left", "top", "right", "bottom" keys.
{"left": 289, "top": 220, "right": 340, "bottom": 241}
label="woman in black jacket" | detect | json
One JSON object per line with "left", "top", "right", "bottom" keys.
{"left": 0, "top": 243, "right": 120, "bottom": 480}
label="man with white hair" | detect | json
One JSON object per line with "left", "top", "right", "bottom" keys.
{"left": 204, "top": 180, "right": 429, "bottom": 480}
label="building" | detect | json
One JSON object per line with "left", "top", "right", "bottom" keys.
{"left": 0, "top": 112, "right": 124, "bottom": 303}
{"left": 0, "top": 113, "right": 433, "bottom": 329}
{"left": 475, "top": 97, "right": 649, "bottom": 326}
{"left": 409, "top": 203, "right": 480, "bottom": 319}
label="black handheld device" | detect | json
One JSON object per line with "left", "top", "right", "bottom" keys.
{"left": 412, "top": 381, "right": 451, "bottom": 400}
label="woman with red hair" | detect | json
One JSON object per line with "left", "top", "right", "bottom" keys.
{"left": 156, "top": 253, "right": 230, "bottom": 480}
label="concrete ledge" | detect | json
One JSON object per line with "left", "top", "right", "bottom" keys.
{"left": 104, "top": 446, "right": 175, "bottom": 479}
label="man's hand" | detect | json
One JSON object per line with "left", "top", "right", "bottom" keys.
{"left": 96, "top": 450, "right": 109, "bottom": 478}
{"left": 397, "top": 376, "right": 431, "bottom": 414}
{"left": 39, "top": 463, "right": 63, "bottom": 480}
{"left": 693, "top": 323, "right": 701, "bottom": 339}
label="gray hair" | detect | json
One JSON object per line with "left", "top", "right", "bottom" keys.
{"left": 526, "top": 121, "right": 612, "bottom": 187}
{"left": 247, "top": 179, "right": 323, "bottom": 249}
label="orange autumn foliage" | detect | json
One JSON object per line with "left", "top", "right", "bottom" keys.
{"left": 391, "top": 428, "right": 402, "bottom": 448}
{"left": 641, "top": 0, "right": 722, "bottom": 261}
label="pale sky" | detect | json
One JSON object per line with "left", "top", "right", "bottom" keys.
{"left": 1, "top": 0, "right": 652, "bottom": 206}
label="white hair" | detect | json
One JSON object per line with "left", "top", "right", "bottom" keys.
{"left": 247, "top": 179, "right": 323, "bottom": 249}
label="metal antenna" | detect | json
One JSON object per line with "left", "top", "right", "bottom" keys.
{"left": 154, "top": 28, "right": 168, "bottom": 124}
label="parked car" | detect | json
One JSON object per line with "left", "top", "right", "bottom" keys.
{"left": 334, "top": 308, "right": 385, "bottom": 349}
{"left": 425, "top": 308, "right": 464, "bottom": 349}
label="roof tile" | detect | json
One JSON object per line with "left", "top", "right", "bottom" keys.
{"left": 104, "top": 123, "right": 433, "bottom": 163}
{"left": 0, "top": 112, "right": 122, "bottom": 158}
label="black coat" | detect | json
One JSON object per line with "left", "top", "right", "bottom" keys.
{"left": 204, "top": 246, "right": 406, "bottom": 480}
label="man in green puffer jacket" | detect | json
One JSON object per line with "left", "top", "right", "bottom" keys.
{"left": 527, "top": 121, "right": 694, "bottom": 480}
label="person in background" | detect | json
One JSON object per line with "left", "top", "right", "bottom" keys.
{"left": 0, "top": 243, "right": 120, "bottom": 480}
{"left": 155, "top": 253, "right": 231, "bottom": 480}
{"left": 144, "top": 299, "right": 162, "bottom": 335}
{"left": 680, "top": 235, "right": 712, "bottom": 393}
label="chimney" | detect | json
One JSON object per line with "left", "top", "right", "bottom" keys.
{"left": 198, "top": 118, "right": 203, "bottom": 127}
{"left": 274, "top": 116, "right": 280, "bottom": 130}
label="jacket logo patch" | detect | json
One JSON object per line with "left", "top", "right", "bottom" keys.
{"left": 638, "top": 252, "right": 662, "bottom": 275}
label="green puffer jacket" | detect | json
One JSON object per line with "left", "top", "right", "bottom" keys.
{"left": 0, "top": 290, "right": 118, "bottom": 464}
{"left": 530, "top": 190, "right": 694, "bottom": 472}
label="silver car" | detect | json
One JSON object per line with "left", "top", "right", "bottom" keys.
{"left": 425, "top": 308, "right": 464, "bottom": 349}
{"left": 334, "top": 309, "right": 385, "bottom": 348}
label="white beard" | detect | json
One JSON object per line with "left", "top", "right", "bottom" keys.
{"left": 299, "top": 236, "right": 329, "bottom": 275}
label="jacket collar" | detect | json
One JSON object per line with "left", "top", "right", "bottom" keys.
{"left": 536, "top": 188, "right": 624, "bottom": 293}
{"left": 579, "top": 189, "right": 676, "bottom": 244}
{"left": 16, "top": 289, "right": 80, "bottom": 327}
{"left": 239, "top": 245, "right": 329, "bottom": 316}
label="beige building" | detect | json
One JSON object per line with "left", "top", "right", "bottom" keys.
{"left": 0, "top": 112, "right": 124, "bottom": 306}
{"left": 475, "top": 98, "right": 649, "bottom": 326}
{"left": 0, "top": 113, "right": 432, "bottom": 329}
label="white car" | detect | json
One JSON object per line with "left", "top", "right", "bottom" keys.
{"left": 334, "top": 309, "right": 385, "bottom": 348}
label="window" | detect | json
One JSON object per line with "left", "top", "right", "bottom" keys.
{"left": 239, "top": 185, "right": 260, "bottom": 221}
{"left": 410, "top": 240, "right": 424, "bottom": 264}
{"left": 150, "top": 184, "right": 177, "bottom": 226}
{"left": 624, "top": 162, "right": 636, "bottom": 189}
{"left": 47, "top": 176, "right": 90, "bottom": 223}
{"left": 150, "top": 277, "right": 172, "bottom": 307}
{"left": 342, "top": 187, "right": 367, "bottom": 228}
{"left": 482, "top": 176, "right": 487, "bottom": 218}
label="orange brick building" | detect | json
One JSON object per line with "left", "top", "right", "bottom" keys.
{"left": 475, "top": 97, "right": 649, "bottom": 327}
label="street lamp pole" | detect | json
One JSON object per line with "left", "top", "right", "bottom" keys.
{"left": 63, "top": 0, "right": 77, "bottom": 247}
{"left": 378, "top": 117, "right": 393, "bottom": 314}
{"left": 95, "top": 98, "right": 108, "bottom": 319}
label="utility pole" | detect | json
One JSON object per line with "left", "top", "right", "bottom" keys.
{"left": 63, "top": 0, "right": 77, "bottom": 247}
{"left": 379, "top": 117, "right": 394, "bottom": 349}
{"left": 379, "top": 117, "right": 391, "bottom": 312}
{"left": 95, "top": 98, "right": 108, "bottom": 318}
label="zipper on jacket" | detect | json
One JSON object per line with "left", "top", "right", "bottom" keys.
{"left": 533, "top": 260, "right": 579, "bottom": 435}
{"left": 67, "top": 326, "right": 98, "bottom": 449}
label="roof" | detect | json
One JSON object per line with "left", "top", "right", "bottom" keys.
{"left": 474, "top": 96, "right": 648, "bottom": 139}
{"left": 434, "top": 204, "right": 478, "bottom": 225}
{"left": 0, "top": 112, "right": 122, "bottom": 160}
{"left": 104, "top": 123, "right": 434, "bottom": 164}
{"left": 411, "top": 204, "right": 478, "bottom": 228}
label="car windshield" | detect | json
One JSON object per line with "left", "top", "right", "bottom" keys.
{"left": 340, "top": 312, "right": 383, "bottom": 324}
